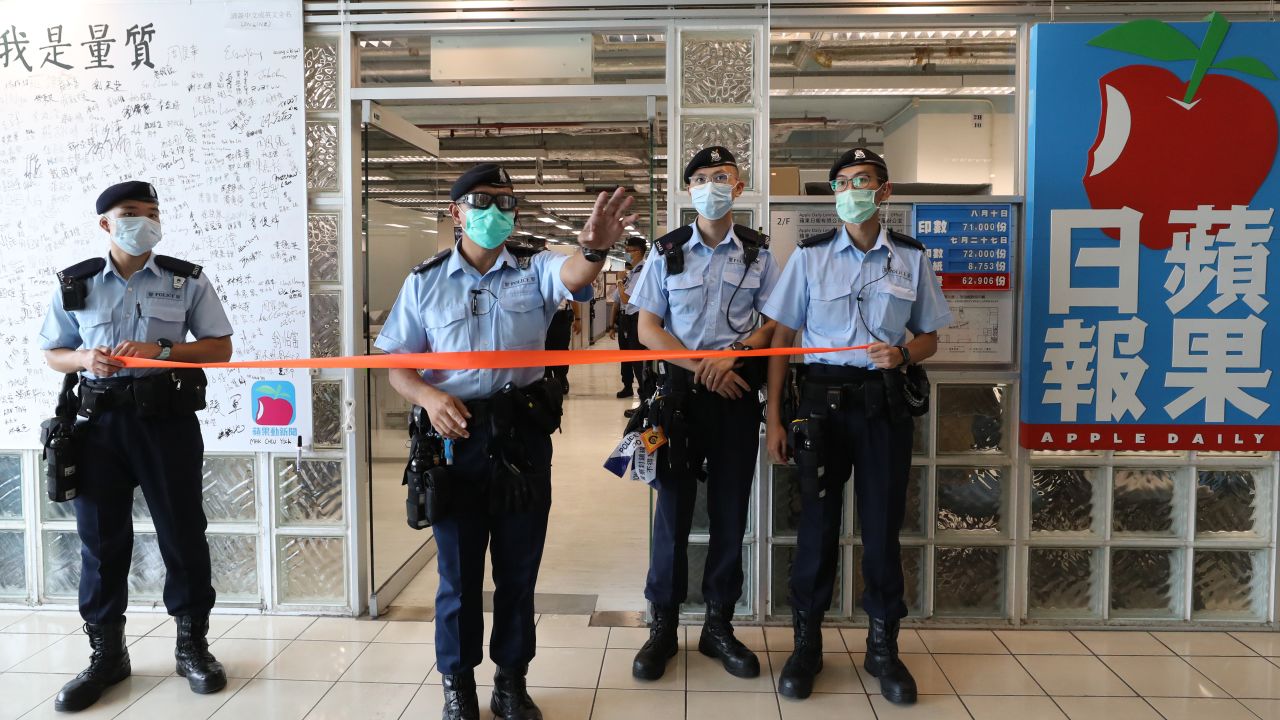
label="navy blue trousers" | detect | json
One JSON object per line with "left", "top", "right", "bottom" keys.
{"left": 788, "top": 391, "right": 914, "bottom": 621}
{"left": 644, "top": 388, "right": 760, "bottom": 608}
{"left": 432, "top": 420, "right": 553, "bottom": 675}
{"left": 73, "top": 407, "right": 214, "bottom": 624}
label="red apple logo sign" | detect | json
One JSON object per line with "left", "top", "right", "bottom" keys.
{"left": 1084, "top": 12, "right": 1278, "bottom": 249}
{"left": 252, "top": 381, "right": 296, "bottom": 426}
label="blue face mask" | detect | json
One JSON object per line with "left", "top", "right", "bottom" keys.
{"left": 111, "top": 216, "right": 163, "bottom": 256}
{"left": 690, "top": 182, "right": 735, "bottom": 220}
{"left": 836, "top": 187, "right": 880, "bottom": 225}
{"left": 462, "top": 205, "right": 515, "bottom": 249}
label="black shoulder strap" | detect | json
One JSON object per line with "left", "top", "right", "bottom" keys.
{"left": 154, "top": 255, "right": 203, "bottom": 279}
{"left": 504, "top": 241, "right": 541, "bottom": 270}
{"left": 656, "top": 225, "right": 695, "bottom": 275}
{"left": 888, "top": 229, "right": 926, "bottom": 252}
{"left": 56, "top": 257, "right": 106, "bottom": 311}
{"left": 733, "top": 224, "right": 769, "bottom": 267}
{"left": 412, "top": 248, "right": 451, "bottom": 275}
{"left": 797, "top": 229, "right": 838, "bottom": 248}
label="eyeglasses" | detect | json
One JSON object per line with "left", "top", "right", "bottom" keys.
{"left": 830, "top": 176, "right": 878, "bottom": 192}
{"left": 459, "top": 192, "right": 519, "bottom": 211}
{"left": 689, "top": 173, "right": 736, "bottom": 187}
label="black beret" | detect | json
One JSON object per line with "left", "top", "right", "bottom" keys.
{"left": 450, "top": 163, "right": 513, "bottom": 201}
{"left": 683, "top": 146, "right": 737, "bottom": 183}
{"left": 829, "top": 147, "right": 889, "bottom": 182}
{"left": 96, "top": 181, "right": 159, "bottom": 214}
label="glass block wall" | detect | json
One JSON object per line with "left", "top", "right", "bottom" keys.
{"left": 674, "top": 22, "right": 769, "bottom": 620}
{"left": 762, "top": 377, "right": 1279, "bottom": 626}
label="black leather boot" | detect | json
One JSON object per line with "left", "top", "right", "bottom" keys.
{"left": 441, "top": 671, "right": 480, "bottom": 720}
{"left": 864, "top": 617, "right": 917, "bottom": 705}
{"left": 174, "top": 615, "right": 227, "bottom": 694}
{"left": 490, "top": 665, "right": 542, "bottom": 720}
{"left": 54, "top": 620, "right": 131, "bottom": 712}
{"left": 632, "top": 604, "right": 680, "bottom": 680}
{"left": 778, "top": 610, "right": 824, "bottom": 699}
{"left": 697, "top": 602, "right": 760, "bottom": 678}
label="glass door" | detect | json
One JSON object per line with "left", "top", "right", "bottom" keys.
{"left": 359, "top": 102, "right": 444, "bottom": 614}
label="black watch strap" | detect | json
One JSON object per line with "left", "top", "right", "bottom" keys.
{"left": 580, "top": 246, "right": 606, "bottom": 262}
{"left": 896, "top": 345, "right": 911, "bottom": 366}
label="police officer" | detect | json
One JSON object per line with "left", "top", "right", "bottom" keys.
{"left": 376, "top": 164, "right": 632, "bottom": 720}
{"left": 762, "top": 148, "right": 952, "bottom": 705}
{"left": 628, "top": 146, "right": 781, "bottom": 681}
{"left": 610, "top": 236, "right": 648, "bottom": 403}
{"left": 38, "top": 181, "right": 233, "bottom": 712}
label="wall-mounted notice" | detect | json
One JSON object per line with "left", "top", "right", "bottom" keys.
{"left": 0, "top": 0, "right": 310, "bottom": 450}
{"left": 913, "top": 203, "right": 1014, "bottom": 291}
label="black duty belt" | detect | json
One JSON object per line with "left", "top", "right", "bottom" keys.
{"left": 79, "top": 377, "right": 138, "bottom": 410}
{"left": 801, "top": 364, "right": 884, "bottom": 409}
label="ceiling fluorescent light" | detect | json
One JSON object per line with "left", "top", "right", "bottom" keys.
{"left": 538, "top": 217, "right": 558, "bottom": 224}
{"left": 384, "top": 223, "right": 409, "bottom": 228}
{"left": 555, "top": 224, "right": 573, "bottom": 230}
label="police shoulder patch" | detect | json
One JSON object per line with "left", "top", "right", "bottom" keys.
{"left": 412, "top": 248, "right": 452, "bottom": 274}
{"left": 887, "top": 230, "right": 926, "bottom": 252}
{"left": 56, "top": 257, "right": 106, "bottom": 282}
{"left": 797, "top": 229, "right": 838, "bottom": 248}
{"left": 154, "top": 255, "right": 204, "bottom": 279}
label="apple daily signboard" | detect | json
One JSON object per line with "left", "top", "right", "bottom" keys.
{"left": 1022, "top": 15, "right": 1278, "bottom": 451}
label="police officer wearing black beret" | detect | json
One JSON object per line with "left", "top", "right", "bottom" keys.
{"left": 38, "top": 182, "right": 235, "bottom": 712}
{"left": 627, "top": 146, "right": 782, "bottom": 682}
{"left": 377, "top": 164, "right": 634, "bottom": 720}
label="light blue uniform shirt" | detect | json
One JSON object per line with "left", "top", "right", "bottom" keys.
{"left": 629, "top": 224, "right": 782, "bottom": 350}
{"left": 620, "top": 260, "right": 643, "bottom": 316}
{"left": 38, "top": 253, "right": 234, "bottom": 379}
{"left": 761, "top": 226, "right": 952, "bottom": 368}
{"left": 375, "top": 244, "right": 592, "bottom": 402}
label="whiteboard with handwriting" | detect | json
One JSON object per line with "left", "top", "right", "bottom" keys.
{"left": 0, "top": 0, "right": 311, "bottom": 451}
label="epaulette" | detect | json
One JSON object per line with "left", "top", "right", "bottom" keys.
{"left": 655, "top": 226, "right": 695, "bottom": 275}
{"left": 887, "top": 229, "right": 926, "bottom": 252}
{"left": 56, "top": 258, "right": 107, "bottom": 311}
{"left": 153, "top": 255, "right": 203, "bottom": 279}
{"left": 797, "top": 229, "right": 838, "bottom": 248}
{"left": 733, "top": 224, "right": 769, "bottom": 268}
{"left": 154, "top": 255, "right": 203, "bottom": 290}
{"left": 412, "top": 248, "right": 452, "bottom": 274}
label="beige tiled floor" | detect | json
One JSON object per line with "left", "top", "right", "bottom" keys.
{"left": 3, "top": 611, "right": 1280, "bottom": 718}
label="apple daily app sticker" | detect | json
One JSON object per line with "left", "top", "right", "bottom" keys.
{"left": 252, "top": 381, "right": 297, "bottom": 427}
{"left": 1024, "top": 15, "right": 1279, "bottom": 452}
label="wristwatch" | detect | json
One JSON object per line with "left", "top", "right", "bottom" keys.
{"left": 895, "top": 345, "right": 911, "bottom": 366}
{"left": 580, "top": 245, "right": 607, "bottom": 263}
{"left": 156, "top": 338, "right": 173, "bottom": 361}
{"left": 729, "top": 341, "right": 752, "bottom": 352}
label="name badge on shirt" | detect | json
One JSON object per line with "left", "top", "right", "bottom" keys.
{"left": 173, "top": 276, "right": 186, "bottom": 290}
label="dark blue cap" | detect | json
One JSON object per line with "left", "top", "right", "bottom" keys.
{"left": 683, "top": 146, "right": 738, "bottom": 184}
{"left": 830, "top": 148, "right": 888, "bottom": 181}
{"left": 450, "top": 163, "right": 513, "bottom": 201}
{"left": 95, "top": 181, "right": 159, "bottom": 215}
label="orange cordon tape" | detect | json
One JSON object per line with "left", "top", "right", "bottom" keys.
{"left": 114, "top": 345, "right": 870, "bottom": 371}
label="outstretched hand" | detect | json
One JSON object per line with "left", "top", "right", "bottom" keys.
{"left": 579, "top": 187, "right": 638, "bottom": 253}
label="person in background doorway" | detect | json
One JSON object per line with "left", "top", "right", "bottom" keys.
{"left": 528, "top": 236, "right": 580, "bottom": 394}
{"left": 610, "top": 237, "right": 649, "bottom": 404}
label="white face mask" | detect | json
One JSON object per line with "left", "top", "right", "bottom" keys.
{"left": 690, "top": 182, "right": 735, "bottom": 220}
{"left": 111, "top": 216, "right": 163, "bottom": 256}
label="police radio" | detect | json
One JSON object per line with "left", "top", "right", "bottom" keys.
{"left": 40, "top": 374, "right": 83, "bottom": 503}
